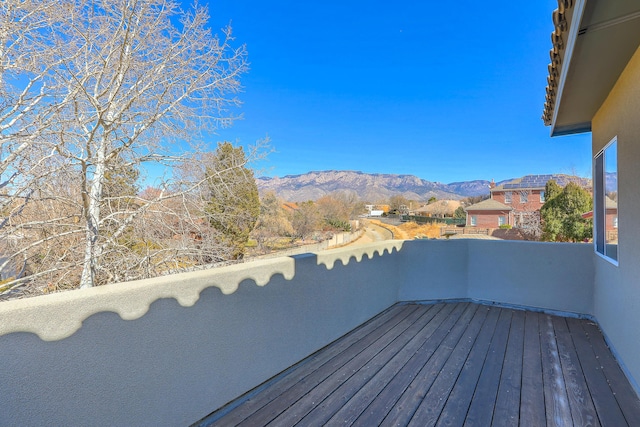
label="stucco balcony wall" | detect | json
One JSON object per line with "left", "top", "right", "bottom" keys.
{"left": 465, "top": 240, "right": 594, "bottom": 315}
{"left": 398, "top": 239, "right": 594, "bottom": 316}
{"left": 0, "top": 240, "right": 596, "bottom": 426}
{"left": 0, "top": 242, "right": 402, "bottom": 427}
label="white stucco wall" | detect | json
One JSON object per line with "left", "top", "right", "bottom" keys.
{"left": 591, "top": 43, "right": 640, "bottom": 390}
{"left": 0, "top": 243, "right": 402, "bottom": 426}
{"left": 466, "top": 240, "right": 594, "bottom": 314}
{"left": 397, "top": 239, "right": 594, "bottom": 316}
{"left": 397, "top": 239, "right": 469, "bottom": 301}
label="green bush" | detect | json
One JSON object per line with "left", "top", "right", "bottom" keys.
{"left": 325, "top": 218, "right": 351, "bottom": 232}
{"left": 499, "top": 224, "right": 512, "bottom": 229}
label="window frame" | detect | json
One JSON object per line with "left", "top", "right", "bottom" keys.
{"left": 504, "top": 192, "right": 512, "bottom": 204}
{"left": 470, "top": 215, "right": 477, "bottom": 226}
{"left": 594, "top": 136, "right": 618, "bottom": 265}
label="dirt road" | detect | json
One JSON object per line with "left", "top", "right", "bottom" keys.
{"left": 350, "top": 222, "right": 394, "bottom": 245}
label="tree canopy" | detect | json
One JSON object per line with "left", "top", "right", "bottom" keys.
{"left": 540, "top": 181, "right": 592, "bottom": 242}
{"left": 206, "top": 142, "right": 260, "bottom": 259}
{"left": 0, "top": 0, "right": 253, "bottom": 296}
{"left": 252, "top": 192, "right": 295, "bottom": 250}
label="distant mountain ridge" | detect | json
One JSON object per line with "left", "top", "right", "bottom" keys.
{"left": 257, "top": 170, "right": 511, "bottom": 202}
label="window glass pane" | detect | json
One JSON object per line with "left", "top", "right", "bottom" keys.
{"left": 595, "top": 151, "right": 605, "bottom": 255}
{"left": 604, "top": 141, "right": 618, "bottom": 260}
{"left": 595, "top": 138, "right": 617, "bottom": 263}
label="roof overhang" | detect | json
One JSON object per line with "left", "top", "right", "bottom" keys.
{"left": 543, "top": 0, "right": 640, "bottom": 136}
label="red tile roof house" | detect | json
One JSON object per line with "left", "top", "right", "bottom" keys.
{"left": 2, "top": 1, "right": 640, "bottom": 425}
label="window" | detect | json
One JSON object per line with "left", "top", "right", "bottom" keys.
{"left": 520, "top": 191, "right": 529, "bottom": 203}
{"left": 594, "top": 137, "right": 618, "bottom": 263}
{"left": 540, "top": 191, "right": 545, "bottom": 203}
{"left": 504, "top": 192, "right": 512, "bottom": 204}
{"left": 498, "top": 216, "right": 506, "bottom": 226}
{"left": 470, "top": 215, "right": 477, "bottom": 226}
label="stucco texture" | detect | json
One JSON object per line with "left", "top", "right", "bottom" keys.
{"left": 591, "top": 42, "right": 640, "bottom": 390}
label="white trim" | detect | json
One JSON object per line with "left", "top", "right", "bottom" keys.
{"left": 596, "top": 250, "right": 619, "bottom": 267}
{"left": 594, "top": 136, "right": 618, "bottom": 266}
{"left": 550, "top": 0, "right": 588, "bottom": 136}
{"left": 586, "top": 9, "right": 640, "bottom": 34}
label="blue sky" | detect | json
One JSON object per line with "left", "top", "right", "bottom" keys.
{"left": 206, "top": 0, "right": 593, "bottom": 183}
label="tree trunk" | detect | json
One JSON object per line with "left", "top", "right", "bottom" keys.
{"left": 79, "top": 140, "right": 107, "bottom": 288}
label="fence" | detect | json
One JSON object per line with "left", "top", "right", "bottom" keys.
{"left": 401, "top": 216, "right": 466, "bottom": 226}
{"left": 440, "top": 227, "right": 490, "bottom": 237}
{"left": 251, "top": 229, "right": 365, "bottom": 260}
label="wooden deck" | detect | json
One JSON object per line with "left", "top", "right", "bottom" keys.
{"left": 203, "top": 302, "right": 640, "bottom": 426}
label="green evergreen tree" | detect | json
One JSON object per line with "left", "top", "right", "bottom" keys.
{"left": 205, "top": 142, "right": 260, "bottom": 259}
{"left": 541, "top": 181, "right": 592, "bottom": 242}
{"left": 102, "top": 156, "right": 139, "bottom": 211}
{"left": 545, "top": 179, "right": 562, "bottom": 201}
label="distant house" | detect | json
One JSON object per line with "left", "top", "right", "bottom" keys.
{"left": 582, "top": 197, "right": 618, "bottom": 241}
{"left": 463, "top": 198, "right": 512, "bottom": 228}
{"left": 365, "top": 204, "right": 389, "bottom": 215}
{"left": 414, "top": 200, "right": 461, "bottom": 218}
{"left": 465, "top": 174, "right": 590, "bottom": 229}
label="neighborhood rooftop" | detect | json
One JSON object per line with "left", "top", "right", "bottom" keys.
{"left": 463, "top": 198, "right": 511, "bottom": 211}
{"left": 494, "top": 174, "right": 588, "bottom": 191}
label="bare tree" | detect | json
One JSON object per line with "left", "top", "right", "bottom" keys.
{"left": 388, "top": 195, "right": 410, "bottom": 212}
{"left": 291, "top": 201, "right": 322, "bottom": 240}
{"left": 252, "top": 191, "right": 294, "bottom": 252}
{"left": 0, "top": 0, "right": 72, "bottom": 285}
{"left": 516, "top": 209, "right": 542, "bottom": 240}
{"left": 1, "top": 0, "right": 252, "bottom": 296}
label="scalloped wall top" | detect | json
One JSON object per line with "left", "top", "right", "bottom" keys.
{"left": 0, "top": 241, "right": 405, "bottom": 341}
{"left": 316, "top": 240, "right": 405, "bottom": 269}
{"left": 0, "top": 256, "right": 296, "bottom": 341}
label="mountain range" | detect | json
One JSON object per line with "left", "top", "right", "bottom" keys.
{"left": 257, "top": 170, "right": 510, "bottom": 202}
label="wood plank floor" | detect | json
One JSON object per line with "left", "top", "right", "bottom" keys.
{"left": 203, "top": 302, "right": 640, "bottom": 426}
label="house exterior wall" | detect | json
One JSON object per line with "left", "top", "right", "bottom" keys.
{"left": 606, "top": 208, "right": 618, "bottom": 236}
{"left": 465, "top": 209, "right": 511, "bottom": 227}
{"left": 591, "top": 42, "right": 640, "bottom": 391}
{"left": 491, "top": 189, "right": 545, "bottom": 212}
